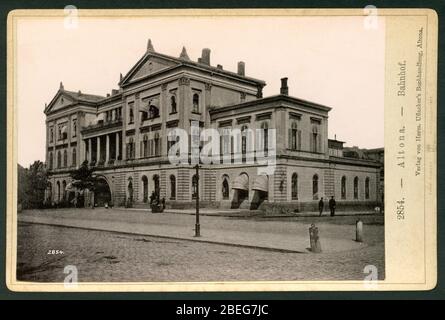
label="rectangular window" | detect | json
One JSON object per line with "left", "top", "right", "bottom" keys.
{"left": 128, "top": 103, "right": 134, "bottom": 124}
{"left": 72, "top": 119, "right": 77, "bottom": 137}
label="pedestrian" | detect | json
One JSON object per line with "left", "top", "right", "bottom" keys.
{"left": 318, "top": 197, "right": 324, "bottom": 216}
{"left": 329, "top": 196, "right": 336, "bottom": 217}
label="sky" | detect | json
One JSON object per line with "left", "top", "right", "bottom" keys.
{"left": 16, "top": 14, "right": 385, "bottom": 167}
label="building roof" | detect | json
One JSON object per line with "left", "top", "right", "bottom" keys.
{"left": 209, "top": 94, "right": 332, "bottom": 119}
{"left": 63, "top": 90, "right": 105, "bottom": 103}
{"left": 119, "top": 41, "right": 266, "bottom": 87}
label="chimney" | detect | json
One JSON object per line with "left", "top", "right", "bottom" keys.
{"left": 107, "top": 93, "right": 110, "bottom": 97}
{"left": 237, "top": 61, "right": 245, "bottom": 76}
{"left": 201, "top": 48, "right": 211, "bottom": 65}
{"left": 217, "top": 64, "right": 223, "bottom": 70}
{"left": 280, "top": 77, "right": 289, "bottom": 95}
{"left": 112, "top": 89, "right": 119, "bottom": 95}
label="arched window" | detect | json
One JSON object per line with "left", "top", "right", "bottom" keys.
{"left": 170, "top": 175, "right": 176, "bottom": 200}
{"left": 261, "top": 122, "right": 269, "bottom": 152}
{"left": 312, "top": 174, "right": 319, "bottom": 200}
{"left": 49, "top": 152, "right": 53, "bottom": 169}
{"left": 62, "top": 180, "right": 67, "bottom": 201}
{"left": 354, "top": 177, "right": 359, "bottom": 199}
{"left": 341, "top": 176, "right": 347, "bottom": 199}
{"left": 142, "top": 176, "right": 148, "bottom": 203}
{"left": 170, "top": 95, "right": 177, "bottom": 114}
{"left": 365, "top": 177, "right": 370, "bottom": 199}
{"left": 154, "top": 133, "right": 160, "bottom": 156}
{"left": 192, "top": 174, "right": 198, "bottom": 200}
{"left": 57, "top": 151, "right": 62, "bottom": 169}
{"left": 291, "top": 173, "right": 298, "bottom": 200}
{"left": 192, "top": 93, "right": 200, "bottom": 113}
{"left": 72, "top": 148, "right": 76, "bottom": 167}
{"left": 127, "top": 178, "right": 133, "bottom": 203}
{"left": 222, "top": 176, "right": 229, "bottom": 199}
{"left": 153, "top": 175, "right": 160, "bottom": 196}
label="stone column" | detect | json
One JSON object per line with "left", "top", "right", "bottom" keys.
{"left": 88, "top": 138, "right": 92, "bottom": 163}
{"left": 106, "top": 134, "right": 110, "bottom": 163}
{"left": 97, "top": 136, "right": 101, "bottom": 162}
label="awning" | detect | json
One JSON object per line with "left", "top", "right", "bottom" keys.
{"left": 232, "top": 174, "right": 249, "bottom": 191}
{"left": 252, "top": 175, "right": 269, "bottom": 192}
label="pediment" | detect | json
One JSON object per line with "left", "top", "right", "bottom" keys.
{"left": 121, "top": 54, "right": 179, "bottom": 85}
{"left": 44, "top": 92, "right": 75, "bottom": 114}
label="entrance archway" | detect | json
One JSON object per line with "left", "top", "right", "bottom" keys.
{"left": 94, "top": 177, "right": 112, "bottom": 207}
{"left": 231, "top": 173, "right": 249, "bottom": 209}
{"left": 142, "top": 175, "right": 148, "bottom": 203}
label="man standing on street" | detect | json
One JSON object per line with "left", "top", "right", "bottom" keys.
{"left": 329, "top": 196, "right": 336, "bottom": 217}
{"left": 318, "top": 197, "right": 324, "bottom": 216}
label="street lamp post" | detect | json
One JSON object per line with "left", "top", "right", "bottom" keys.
{"left": 194, "top": 164, "right": 200, "bottom": 237}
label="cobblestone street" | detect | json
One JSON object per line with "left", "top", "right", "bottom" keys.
{"left": 17, "top": 210, "right": 385, "bottom": 282}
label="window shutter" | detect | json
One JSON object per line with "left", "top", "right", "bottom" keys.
{"left": 140, "top": 141, "right": 143, "bottom": 157}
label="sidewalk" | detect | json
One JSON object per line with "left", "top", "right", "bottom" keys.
{"left": 128, "top": 207, "right": 377, "bottom": 218}
{"left": 18, "top": 208, "right": 373, "bottom": 254}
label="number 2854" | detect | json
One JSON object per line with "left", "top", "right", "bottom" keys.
{"left": 47, "top": 249, "right": 64, "bottom": 255}
{"left": 396, "top": 198, "right": 405, "bottom": 220}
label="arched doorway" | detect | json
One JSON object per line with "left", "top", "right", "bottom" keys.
{"left": 56, "top": 181, "right": 61, "bottom": 202}
{"left": 94, "top": 177, "right": 112, "bottom": 207}
{"left": 127, "top": 178, "right": 133, "bottom": 205}
{"left": 231, "top": 173, "right": 249, "bottom": 209}
{"left": 153, "top": 175, "right": 160, "bottom": 197}
{"left": 142, "top": 175, "right": 148, "bottom": 203}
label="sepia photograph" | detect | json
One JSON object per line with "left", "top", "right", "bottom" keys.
{"left": 6, "top": 8, "right": 436, "bottom": 291}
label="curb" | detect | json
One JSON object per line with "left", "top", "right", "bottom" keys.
{"left": 18, "top": 219, "right": 308, "bottom": 254}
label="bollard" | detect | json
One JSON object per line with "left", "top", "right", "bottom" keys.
{"left": 356, "top": 219, "right": 363, "bottom": 242}
{"left": 309, "top": 223, "right": 322, "bottom": 253}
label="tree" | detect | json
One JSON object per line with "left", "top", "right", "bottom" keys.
{"left": 17, "top": 161, "right": 49, "bottom": 209}
{"left": 70, "top": 160, "right": 97, "bottom": 192}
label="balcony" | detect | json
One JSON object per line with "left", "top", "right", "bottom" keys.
{"left": 81, "top": 118, "right": 122, "bottom": 135}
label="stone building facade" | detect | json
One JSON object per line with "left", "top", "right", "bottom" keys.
{"left": 44, "top": 40, "right": 382, "bottom": 212}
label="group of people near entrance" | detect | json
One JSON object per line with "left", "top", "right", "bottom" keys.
{"left": 319, "top": 196, "right": 336, "bottom": 217}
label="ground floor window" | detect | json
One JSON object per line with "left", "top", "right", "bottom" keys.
{"left": 312, "top": 174, "right": 319, "bottom": 200}
{"left": 170, "top": 175, "right": 176, "bottom": 200}
{"left": 354, "top": 177, "right": 359, "bottom": 199}
{"left": 291, "top": 173, "right": 298, "bottom": 200}
{"left": 341, "top": 176, "right": 346, "bottom": 199}
{"left": 365, "top": 177, "right": 370, "bottom": 199}
{"left": 222, "top": 177, "right": 229, "bottom": 199}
